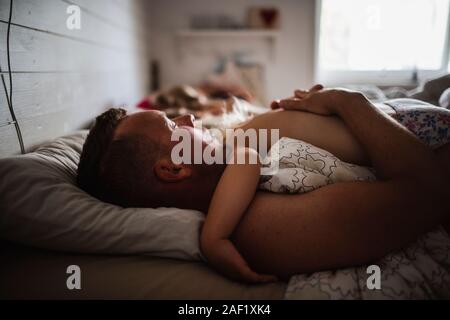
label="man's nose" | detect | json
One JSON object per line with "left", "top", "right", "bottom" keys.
{"left": 175, "top": 114, "right": 195, "bottom": 127}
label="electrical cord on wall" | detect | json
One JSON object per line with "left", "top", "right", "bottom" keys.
{"left": 2, "top": 0, "right": 25, "bottom": 154}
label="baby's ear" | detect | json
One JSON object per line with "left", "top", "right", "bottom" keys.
{"left": 154, "top": 158, "right": 191, "bottom": 182}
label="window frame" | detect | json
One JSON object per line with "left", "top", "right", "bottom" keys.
{"left": 314, "top": 0, "right": 450, "bottom": 86}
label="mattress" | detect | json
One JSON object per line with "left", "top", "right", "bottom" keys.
{"left": 0, "top": 241, "right": 286, "bottom": 300}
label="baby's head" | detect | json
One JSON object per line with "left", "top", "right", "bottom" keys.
{"left": 77, "top": 108, "right": 225, "bottom": 211}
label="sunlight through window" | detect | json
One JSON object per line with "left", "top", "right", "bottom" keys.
{"left": 317, "top": 0, "right": 450, "bottom": 84}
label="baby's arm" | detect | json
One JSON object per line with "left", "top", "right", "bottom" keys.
{"left": 200, "top": 148, "right": 277, "bottom": 283}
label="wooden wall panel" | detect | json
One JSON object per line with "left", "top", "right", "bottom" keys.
{"left": 0, "top": 0, "right": 150, "bottom": 156}
{"left": 0, "top": 123, "right": 21, "bottom": 156}
{"left": 0, "top": 23, "right": 142, "bottom": 72}
{"left": 0, "top": 0, "right": 137, "bottom": 47}
{"left": 0, "top": 71, "right": 146, "bottom": 124}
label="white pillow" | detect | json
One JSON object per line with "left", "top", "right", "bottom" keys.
{"left": 0, "top": 131, "right": 205, "bottom": 261}
{"left": 439, "top": 87, "right": 450, "bottom": 109}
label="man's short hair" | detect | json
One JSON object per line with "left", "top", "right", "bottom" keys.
{"left": 77, "top": 108, "right": 161, "bottom": 207}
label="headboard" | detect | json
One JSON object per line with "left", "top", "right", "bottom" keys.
{"left": 0, "top": 0, "right": 150, "bottom": 157}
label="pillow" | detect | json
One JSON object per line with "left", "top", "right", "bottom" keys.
{"left": 0, "top": 131, "right": 205, "bottom": 261}
{"left": 439, "top": 87, "right": 450, "bottom": 109}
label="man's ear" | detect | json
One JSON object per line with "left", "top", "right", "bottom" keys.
{"left": 154, "top": 158, "right": 192, "bottom": 182}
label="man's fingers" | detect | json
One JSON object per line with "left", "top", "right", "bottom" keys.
{"left": 294, "top": 90, "right": 308, "bottom": 99}
{"left": 279, "top": 98, "right": 307, "bottom": 110}
{"left": 271, "top": 100, "right": 281, "bottom": 109}
{"left": 294, "top": 85, "right": 323, "bottom": 99}
{"left": 272, "top": 95, "right": 297, "bottom": 109}
{"left": 310, "top": 84, "right": 324, "bottom": 92}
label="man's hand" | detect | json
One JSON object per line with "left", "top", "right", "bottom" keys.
{"left": 271, "top": 85, "right": 365, "bottom": 116}
{"left": 271, "top": 84, "right": 323, "bottom": 110}
{"left": 201, "top": 238, "right": 278, "bottom": 283}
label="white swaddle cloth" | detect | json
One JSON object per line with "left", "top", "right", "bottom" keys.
{"left": 259, "top": 137, "right": 375, "bottom": 194}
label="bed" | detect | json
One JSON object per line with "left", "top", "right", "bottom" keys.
{"left": 0, "top": 240, "right": 285, "bottom": 300}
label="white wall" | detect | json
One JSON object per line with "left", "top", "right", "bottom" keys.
{"left": 0, "top": 0, "right": 151, "bottom": 156}
{"left": 147, "top": 0, "right": 316, "bottom": 104}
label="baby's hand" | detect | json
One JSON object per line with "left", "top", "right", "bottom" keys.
{"left": 201, "top": 238, "right": 278, "bottom": 283}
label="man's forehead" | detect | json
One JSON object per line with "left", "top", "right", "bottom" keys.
{"left": 115, "top": 111, "right": 165, "bottom": 137}
{"left": 131, "top": 110, "right": 165, "bottom": 122}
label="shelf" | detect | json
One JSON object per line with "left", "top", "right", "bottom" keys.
{"left": 176, "top": 29, "right": 280, "bottom": 38}
{"left": 174, "top": 29, "right": 279, "bottom": 61}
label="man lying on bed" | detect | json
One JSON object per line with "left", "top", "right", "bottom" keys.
{"left": 77, "top": 85, "right": 450, "bottom": 282}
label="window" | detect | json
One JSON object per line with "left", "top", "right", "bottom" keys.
{"left": 316, "top": 0, "right": 450, "bottom": 85}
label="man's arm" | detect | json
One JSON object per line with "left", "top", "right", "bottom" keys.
{"left": 279, "top": 89, "right": 443, "bottom": 182}
{"left": 233, "top": 90, "right": 449, "bottom": 278}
